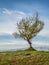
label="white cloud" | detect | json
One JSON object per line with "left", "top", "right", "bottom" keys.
{"left": 0, "top": 8, "right": 49, "bottom": 37}
{"left": 2, "top": 8, "right": 12, "bottom": 15}
{"left": 0, "top": 8, "right": 26, "bottom": 34}
{"left": 38, "top": 19, "right": 49, "bottom": 37}
{"left": 2, "top": 8, "right": 26, "bottom": 16}
{"left": 38, "top": 29, "right": 49, "bottom": 37}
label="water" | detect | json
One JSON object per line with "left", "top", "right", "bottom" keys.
{"left": 0, "top": 34, "right": 49, "bottom": 52}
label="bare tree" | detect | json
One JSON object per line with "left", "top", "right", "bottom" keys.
{"left": 13, "top": 13, "right": 44, "bottom": 50}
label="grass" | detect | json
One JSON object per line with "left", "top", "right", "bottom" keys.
{"left": 0, "top": 49, "right": 49, "bottom": 65}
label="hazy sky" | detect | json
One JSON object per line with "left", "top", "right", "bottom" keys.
{"left": 0, "top": 0, "right": 49, "bottom": 37}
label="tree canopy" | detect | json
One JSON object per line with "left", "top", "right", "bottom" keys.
{"left": 13, "top": 13, "right": 44, "bottom": 50}
{"left": 13, "top": 13, "right": 44, "bottom": 40}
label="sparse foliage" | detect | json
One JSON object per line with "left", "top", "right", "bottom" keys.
{"left": 13, "top": 13, "right": 44, "bottom": 50}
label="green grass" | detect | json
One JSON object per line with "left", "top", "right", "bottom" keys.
{"left": 0, "top": 49, "right": 49, "bottom": 65}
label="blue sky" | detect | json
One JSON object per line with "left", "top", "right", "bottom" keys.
{"left": 0, "top": 0, "right": 49, "bottom": 37}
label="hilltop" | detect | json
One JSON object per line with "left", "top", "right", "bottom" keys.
{"left": 0, "top": 49, "right": 49, "bottom": 65}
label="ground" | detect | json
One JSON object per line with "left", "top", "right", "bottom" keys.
{"left": 0, "top": 49, "right": 49, "bottom": 65}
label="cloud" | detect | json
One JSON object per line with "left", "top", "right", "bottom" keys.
{"left": 38, "top": 29, "right": 49, "bottom": 37}
{"left": 2, "top": 8, "right": 12, "bottom": 15}
{"left": 38, "top": 19, "right": 49, "bottom": 37}
{"left": 33, "top": 41, "right": 49, "bottom": 46}
{"left": 0, "top": 8, "right": 26, "bottom": 34}
{"left": 0, "top": 8, "right": 49, "bottom": 38}
{"left": 2, "top": 8, "right": 26, "bottom": 16}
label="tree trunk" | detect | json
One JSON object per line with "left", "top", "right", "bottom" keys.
{"left": 27, "top": 40, "right": 35, "bottom": 50}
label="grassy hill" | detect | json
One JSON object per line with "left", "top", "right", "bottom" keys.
{"left": 0, "top": 49, "right": 49, "bottom": 65}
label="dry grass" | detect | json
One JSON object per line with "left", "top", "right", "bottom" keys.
{"left": 0, "top": 50, "right": 49, "bottom": 65}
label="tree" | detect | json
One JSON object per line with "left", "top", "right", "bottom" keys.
{"left": 13, "top": 13, "right": 44, "bottom": 50}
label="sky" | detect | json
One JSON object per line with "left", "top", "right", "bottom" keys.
{"left": 0, "top": 0, "right": 49, "bottom": 37}
{"left": 0, "top": 0, "right": 49, "bottom": 51}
